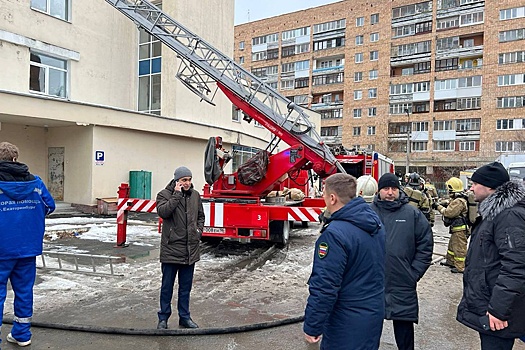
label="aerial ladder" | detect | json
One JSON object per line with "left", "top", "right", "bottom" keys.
{"left": 107, "top": 0, "right": 345, "bottom": 245}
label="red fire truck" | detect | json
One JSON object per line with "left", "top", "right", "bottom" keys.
{"left": 108, "top": 0, "right": 391, "bottom": 246}
{"left": 330, "top": 146, "right": 395, "bottom": 182}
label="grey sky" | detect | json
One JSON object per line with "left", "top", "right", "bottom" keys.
{"left": 234, "top": 0, "right": 341, "bottom": 25}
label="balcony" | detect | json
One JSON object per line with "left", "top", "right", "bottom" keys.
{"left": 312, "top": 65, "right": 344, "bottom": 75}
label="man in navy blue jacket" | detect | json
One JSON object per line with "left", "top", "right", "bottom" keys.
{"left": 0, "top": 142, "right": 55, "bottom": 347}
{"left": 304, "top": 173, "right": 386, "bottom": 349}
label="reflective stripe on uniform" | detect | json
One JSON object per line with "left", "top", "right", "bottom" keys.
{"left": 451, "top": 225, "right": 467, "bottom": 232}
{"left": 454, "top": 256, "right": 466, "bottom": 262}
{"left": 13, "top": 316, "right": 32, "bottom": 323}
{"left": 447, "top": 250, "right": 455, "bottom": 256}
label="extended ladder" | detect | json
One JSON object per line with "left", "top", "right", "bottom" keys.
{"left": 105, "top": 0, "right": 344, "bottom": 176}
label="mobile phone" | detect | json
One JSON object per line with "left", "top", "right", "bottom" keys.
{"left": 479, "top": 314, "right": 491, "bottom": 331}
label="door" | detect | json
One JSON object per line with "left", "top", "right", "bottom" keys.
{"left": 48, "top": 147, "right": 65, "bottom": 201}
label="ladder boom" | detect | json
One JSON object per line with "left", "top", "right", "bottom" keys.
{"left": 105, "top": 0, "right": 344, "bottom": 176}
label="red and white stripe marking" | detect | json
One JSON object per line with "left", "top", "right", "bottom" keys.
{"left": 203, "top": 202, "right": 223, "bottom": 227}
{"left": 287, "top": 207, "right": 322, "bottom": 222}
{"left": 117, "top": 198, "right": 157, "bottom": 224}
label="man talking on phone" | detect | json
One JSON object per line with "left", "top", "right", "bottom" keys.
{"left": 155, "top": 166, "right": 205, "bottom": 330}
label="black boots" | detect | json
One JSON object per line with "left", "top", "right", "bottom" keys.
{"left": 179, "top": 318, "right": 199, "bottom": 328}
{"left": 157, "top": 319, "right": 168, "bottom": 329}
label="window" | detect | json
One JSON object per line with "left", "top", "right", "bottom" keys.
{"left": 369, "top": 69, "right": 378, "bottom": 80}
{"left": 368, "top": 107, "right": 377, "bottom": 117}
{"left": 371, "top": 13, "right": 379, "bottom": 25}
{"left": 496, "top": 141, "right": 525, "bottom": 152}
{"left": 252, "top": 33, "right": 278, "bottom": 45}
{"left": 138, "top": 28, "right": 162, "bottom": 114}
{"left": 232, "top": 144, "right": 261, "bottom": 170}
{"left": 460, "top": 11, "right": 484, "bottom": 26}
{"left": 29, "top": 51, "right": 67, "bottom": 98}
{"left": 456, "top": 118, "right": 481, "bottom": 131}
{"left": 239, "top": 56, "right": 244, "bottom": 64}
{"left": 499, "top": 28, "right": 525, "bottom": 43}
{"left": 370, "top": 51, "right": 379, "bottom": 61}
{"left": 457, "top": 97, "right": 481, "bottom": 110}
{"left": 280, "top": 79, "right": 294, "bottom": 90}
{"left": 239, "top": 41, "right": 245, "bottom": 50}
{"left": 497, "top": 96, "right": 525, "bottom": 108}
{"left": 354, "top": 90, "right": 363, "bottom": 100}
{"left": 353, "top": 109, "right": 362, "bottom": 118}
{"left": 435, "top": 58, "right": 459, "bottom": 71}
{"left": 355, "top": 53, "right": 363, "bottom": 63}
{"left": 496, "top": 119, "right": 514, "bottom": 130}
{"left": 295, "top": 78, "right": 309, "bottom": 88}
{"left": 321, "top": 126, "right": 340, "bottom": 136}
{"left": 434, "top": 120, "right": 455, "bottom": 131}
{"left": 353, "top": 127, "right": 361, "bottom": 136}
{"left": 313, "top": 37, "right": 346, "bottom": 51}
{"left": 313, "top": 19, "right": 346, "bottom": 34}
{"left": 459, "top": 141, "right": 476, "bottom": 151}
{"left": 232, "top": 105, "right": 241, "bottom": 122}
{"left": 412, "top": 141, "right": 428, "bottom": 151}
{"left": 356, "top": 17, "right": 364, "bottom": 27}
{"left": 31, "top": 0, "right": 69, "bottom": 20}
{"left": 355, "top": 35, "right": 364, "bottom": 45}
{"left": 499, "top": 51, "right": 525, "bottom": 65}
{"left": 312, "top": 72, "right": 344, "bottom": 86}
{"left": 282, "top": 26, "right": 310, "bottom": 40}
{"left": 500, "top": 7, "right": 524, "bottom": 20}
{"left": 370, "top": 32, "right": 379, "bottom": 42}
{"left": 367, "top": 126, "right": 376, "bottom": 135}
{"left": 320, "top": 109, "right": 343, "bottom": 119}
{"left": 434, "top": 141, "right": 455, "bottom": 151}
{"left": 354, "top": 72, "right": 363, "bottom": 82}
{"left": 368, "top": 88, "right": 377, "bottom": 98}
{"left": 281, "top": 46, "right": 295, "bottom": 58}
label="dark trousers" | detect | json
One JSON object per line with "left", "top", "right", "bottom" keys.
{"left": 158, "top": 263, "right": 195, "bottom": 321}
{"left": 479, "top": 333, "right": 515, "bottom": 350}
{"left": 393, "top": 320, "right": 415, "bottom": 350}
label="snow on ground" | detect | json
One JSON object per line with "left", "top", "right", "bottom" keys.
{"left": 6, "top": 217, "right": 321, "bottom": 317}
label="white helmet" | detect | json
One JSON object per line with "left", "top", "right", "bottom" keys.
{"left": 356, "top": 175, "right": 378, "bottom": 203}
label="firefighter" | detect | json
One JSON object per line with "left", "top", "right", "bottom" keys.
{"left": 423, "top": 178, "right": 438, "bottom": 201}
{"left": 403, "top": 173, "right": 435, "bottom": 227}
{"left": 356, "top": 175, "right": 378, "bottom": 203}
{"left": 432, "top": 177, "right": 468, "bottom": 273}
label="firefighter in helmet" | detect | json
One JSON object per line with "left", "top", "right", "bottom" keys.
{"left": 432, "top": 177, "right": 468, "bottom": 273}
{"left": 356, "top": 175, "right": 378, "bottom": 203}
{"left": 403, "top": 172, "right": 435, "bottom": 227}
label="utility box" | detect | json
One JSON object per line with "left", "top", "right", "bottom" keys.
{"left": 129, "top": 170, "right": 152, "bottom": 199}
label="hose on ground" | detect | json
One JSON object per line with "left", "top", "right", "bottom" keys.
{"left": 3, "top": 315, "right": 305, "bottom": 336}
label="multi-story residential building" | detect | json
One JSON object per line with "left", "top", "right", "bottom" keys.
{"left": 0, "top": 0, "right": 272, "bottom": 207}
{"left": 234, "top": 0, "right": 525, "bottom": 179}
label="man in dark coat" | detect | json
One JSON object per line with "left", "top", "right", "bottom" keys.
{"left": 371, "top": 173, "right": 433, "bottom": 350}
{"left": 156, "top": 166, "right": 205, "bottom": 330}
{"left": 456, "top": 162, "right": 525, "bottom": 350}
{"left": 304, "top": 173, "right": 386, "bottom": 350}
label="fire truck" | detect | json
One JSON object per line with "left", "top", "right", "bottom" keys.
{"left": 107, "top": 0, "right": 387, "bottom": 245}
{"left": 330, "top": 146, "right": 395, "bottom": 182}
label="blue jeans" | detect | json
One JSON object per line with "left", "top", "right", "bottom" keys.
{"left": 479, "top": 332, "right": 515, "bottom": 350}
{"left": 158, "top": 263, "right": 195, "bottom": 321}
{"left": 0, "top": 257, "right": 36, "bottom": 342}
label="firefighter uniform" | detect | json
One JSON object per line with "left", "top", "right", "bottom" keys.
{"left": 404, "top": 186, "right": 435, "bottom": 227}
{"left": 434, "top": 177, "right": 469, "bottom": 273}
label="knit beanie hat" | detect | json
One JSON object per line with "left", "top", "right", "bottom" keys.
{"left": 471, "top": 162, "right": 509, "bottom": 189}
{"left": 378, "top": 173, "right": 401, "bottom": 191}
{"left": 174, "top": 166, "right": 192, "bottom": 181}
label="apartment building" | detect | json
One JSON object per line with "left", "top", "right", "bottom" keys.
{"left": 234, "top": 0, "right": 525, "bottom": 178}
{"left": 0, "top": 0, "right": 271, "bottom": 206}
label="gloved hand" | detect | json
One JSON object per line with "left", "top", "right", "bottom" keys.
{"left": 432, "top": 202, "right": 439, "bottom": 210}
{"left": 438, "top": 199, "right": 450, "bottom": 207}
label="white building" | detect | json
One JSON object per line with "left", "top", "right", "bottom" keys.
{"left": 0, "top": 0, "right": 274, "bottom": 207}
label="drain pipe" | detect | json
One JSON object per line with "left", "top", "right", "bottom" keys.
{"left": 3, "top": 315, "right": 304, "bottom": 336}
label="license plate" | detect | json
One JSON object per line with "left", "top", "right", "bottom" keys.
{"left": 203, "top": 227, "right": 226, "bottom": 234}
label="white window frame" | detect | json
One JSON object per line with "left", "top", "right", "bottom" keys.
{"left": 370, "top": 32, "right": 379, "bottom": 42}
{"left": 29, "top": 51, "right": 68, "bottom": 98}
{"left": 356, "top": 17, "right": 364, "bottom": 27}
{"left": 31, "top": 0, "right": 70, "bottom": 21}
{"left": 354, "top": 90, "right": 363, "bottom": 100}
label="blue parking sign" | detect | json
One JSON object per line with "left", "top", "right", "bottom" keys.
{"left": 95, "top": 150, "right": 105, "bottom": 164}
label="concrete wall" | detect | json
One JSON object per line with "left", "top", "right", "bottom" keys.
{"left": 0, "top": 123, "right": 47, "bottom": 176}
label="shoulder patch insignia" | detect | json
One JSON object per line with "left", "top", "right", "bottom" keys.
{"left": 318, "top": 242, "right": 329, "bottom": 259}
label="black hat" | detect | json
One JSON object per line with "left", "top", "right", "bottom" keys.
{"left": 471, "top": 162, "right": 509, "bottom": 189}
{"left": 378, "top": 173, "right": 401, "bottom": 191}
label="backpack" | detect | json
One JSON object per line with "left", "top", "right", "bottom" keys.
{"left": 457, "top": 191, "right": 478, "bottom": 227}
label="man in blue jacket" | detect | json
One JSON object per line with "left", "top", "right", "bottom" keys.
{"left": 371, "top": 173, "right": 433, "bottom": 350}
{"left": 0, "top": 142, "right": 55, "bottom": 347}
{"left": 304, "top": 173, "right": 386, "bottom": 349}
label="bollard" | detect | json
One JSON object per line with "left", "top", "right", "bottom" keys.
{"left": 116, "top": 183, "right": 130, "bottom": 247}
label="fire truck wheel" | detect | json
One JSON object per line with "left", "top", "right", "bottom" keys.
{"left": 269, "top": 220, "right": 290, "bottom": 247}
